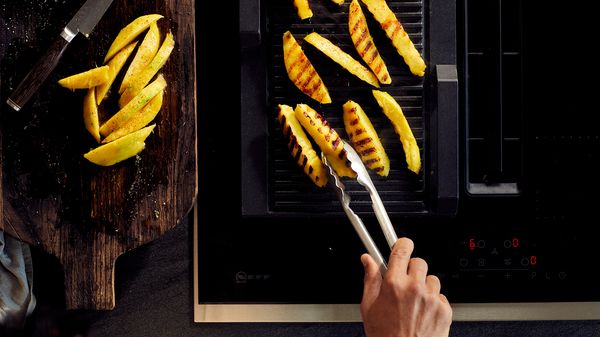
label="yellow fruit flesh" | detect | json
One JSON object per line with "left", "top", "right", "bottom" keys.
{"left": 278, "top": 104, "right": 327, "bottom": 187}
{"left": 103, "top": 90, "right": 163, "bottom": 144}
{"left": 120, "top": 23, "right": 161, "bottom": 94}
{"left": 84, "top": 125, "right": 156, "bottom": 166}
{"left": 83, "top": 88, "right": 101, "bottom": 143}
{"left": 372, "top": 90, "right": 421, "bottom": 174}
{"left": 348, "top": 0, "right": 391, "bottom": 84}
{"left": 343, "top": 100, "right": 389, "bottom": 176}
{"left": 283, "top": 31, "right": 331, "bottom": 104}
{"left": 360, "top": 0, "right": 426, "bottom": 77}
{"left": 100, "top": 74, "right": 167, "bottom": 137}
{"left": 103, "top": 14, "right": 163, "bottom": 63}
{"left": 95, "top": 42, "right": 138, "bottom": 104}
{"left": 119, "top": 32, "right": 174, "bottom": 107}
{"left": 58, "top": 66, "right": 110, "bottom": 90}
{"left": 294, "top": 104, "right": 356, "bottom": 178}
{"left": 325, "top": 153, "right": 357, "bottom": 178}
{"left": 304, "top": 32, "right": 379, "bottom": 88}
{"left": 330, "top": 0, "right": 344, "bottom": 4}
{"left": 293, "top": 0, "right": 313, "bottom": 20}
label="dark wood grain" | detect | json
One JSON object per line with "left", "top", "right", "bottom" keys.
{"left": 0, "top": 0, "right": 196, "bottom": 309}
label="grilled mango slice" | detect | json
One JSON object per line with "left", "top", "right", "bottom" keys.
{"left": 278, "top": 105, "right": 327, "bottom": 187}
{"left": 293, "top": 0, "right": 313, "bottom": 20}
{"left": 304, "top": 32, "right": 379, "bottom": 88}
{"left": 348, "top": 0, "right": 391, "bottom": 84}
{"left": 360, "top": 0, "right": 426, "bottom": 77}
{"left": 294, "top": 104, "right": 356, "bottom": 178}
{"left": 372, "top": 90, "right": 420, "bottom": 174}
{"left": 283, "top": 31, "right": 332, "bottom": 104}
{"left": 343, "top": 100, "right": 389, "bottom": 176}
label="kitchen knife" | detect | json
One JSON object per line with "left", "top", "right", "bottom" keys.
{"left": 6, "top": 0, "right": 115, "bottom": 112}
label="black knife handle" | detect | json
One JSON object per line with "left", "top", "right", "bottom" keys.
{"left": 6, "top": 33, "right": 71, "bottom": 111}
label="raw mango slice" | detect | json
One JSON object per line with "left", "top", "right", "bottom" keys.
{"left": 58, "top": 66, "right": 110, "bottom": 90}
{"left": 84, "top": 125, "right": 156, "bottom": 166}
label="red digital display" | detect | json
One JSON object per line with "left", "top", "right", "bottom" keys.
{"left": 512, "top": 238, "right": 520, "bottom": 248}
{"left": 469, "top": 238, "right": 476, "bottom": 251}
{"left": 530, "top": 255, "right": 537, "bottom": 266}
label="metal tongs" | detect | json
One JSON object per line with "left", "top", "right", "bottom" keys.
{"left": 321, "top": 141, "right": 398, "bottom": 276}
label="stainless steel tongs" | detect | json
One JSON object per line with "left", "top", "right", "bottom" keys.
{"left": 321, "top": 140, "right": 398, "bottom": 276}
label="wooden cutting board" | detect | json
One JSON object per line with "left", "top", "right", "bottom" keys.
{"left": 0, "top": 0, "right": 196, "bottom": 309}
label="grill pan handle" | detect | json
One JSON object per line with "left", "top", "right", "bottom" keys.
{"left": 433, "top": 64, "right": 459, "bottom": 215}
{"left": 240, "top": 0, "right": 261, "bottom": 48}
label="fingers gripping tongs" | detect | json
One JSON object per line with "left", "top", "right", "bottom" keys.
{"left": 321, "top": 141, "right": 398, "bottom": 276}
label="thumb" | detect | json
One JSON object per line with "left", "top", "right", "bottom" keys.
{"left": 360, "top": 253, "right": 382, "bottom": 316}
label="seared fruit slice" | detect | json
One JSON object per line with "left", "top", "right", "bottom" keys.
{"left": 58, "top": 66, "right": 110, "bottom": 90}
{"left": 330, "top": 0, "right": 344, "bottom": 5}
{"left": 120, "top": 22, "right": 161, "bottom": 94}
{"left": 83, "top": 88, "right": 101, "bottom": 143}
{"left": 343, "top": 100, "right": 389, "bottom": 176}
{"left": 100, "top": 74, "right": 167, "bottom": 137}
{"left": 283, "top": 31, "right": 331, "bottom": 104}
{"left": 103, "top": 90, "right": 163, "bottom": 144}
{"left": 104, "top": 14, "right": 163, "bottom": 63}
{"left": 372, "top": 90, "right": 420, "bottom": 174}
{"left": 293, "top": 0, "right": 313, "bottom": 20}
{"left": 348, "top": 0, "right": 391, "bottom": 84}
{"left": 278, "top": 104, "right": 327, "bottom": 187}
{"left": 294, "top": 104, "right": 356, "bottom": 178}
{"left": 324, "top": 153, "right": 356, "bottom": 178}
{"left": 84, "top": 124, "right": 155, "bottom": 166}
{"left": 95, "top": 41, "right": 138, "bottom": 104}
{"left": 360, "top": 0, "right": 426, "bottom": 77}
{"left": 304, "top": 32, "right": 379, "bottom": 88}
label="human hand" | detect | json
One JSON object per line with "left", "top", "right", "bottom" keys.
{"left": 360, "top": 237, "right": 452, "bottom": 337}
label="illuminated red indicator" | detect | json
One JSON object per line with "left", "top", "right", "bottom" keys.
{"left": 512, "top": 238, "right": 520, "bottom": 248}
{"left": 469, "top": 238, "right": 476, "bottom": 251}
{"left": 530, "top": 255, "right": 537, "bottom": 266}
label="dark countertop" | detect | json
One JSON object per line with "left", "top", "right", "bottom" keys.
{"left": 19, "top": 213, "right": 600, "bottom": 337}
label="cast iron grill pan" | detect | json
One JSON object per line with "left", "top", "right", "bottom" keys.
{"left": 265, "top": 0, "right": 428, "bottom": 214}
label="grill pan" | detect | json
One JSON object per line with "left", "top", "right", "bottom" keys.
{"left": 240, "top": 0, "right": 458, "bottom": 217}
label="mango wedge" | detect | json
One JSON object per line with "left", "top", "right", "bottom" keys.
{"left": 120, "top": 23, "right": 161, "bottom": 94}
{"left": 58, "top": 66, "right": 110, "bottom": 90}
{"left": 83, "top": 88, "right": 101, "bottom": 143}
{"left": 293, "top": 0, "right": 313, "bottom": 20}
{"left": 283, "top": 31, "right": 331, "bottom": 104}
{"left": 103, "top": 90, "right": 163, "bottom": 144}
{"left": 343, "top": 100, "right": 389, "bottom": 176}
{"left": 349, "top": 0, "right": 391, "bottom": 84}
{"left": 360, "top": 0, "right": 426, "bottom": 77}
{"left": 372, "top": 90, "right": 421, "bottom": 174}
{"left": 119, "top": 31, "right": 174, "bottom": 107}
{"left": 104, "top": 14, "right": 163, "bottom": 63}
{"left": 304, "top": 32, "right": 379, "bottom": 88}
{"left": 84, "top": 125, "right": 156, "bottom": 166}
{"left": 294, "top": 104, "right": 356, "bottom": 178}
{"left": 95, "top": 42, "right": 138, "bottom": 104}
{"left": 278, "top": 104, "right": 327, "bottom": 187}
{"left": 100, "top": 74, "right": 167, "bottom": 137}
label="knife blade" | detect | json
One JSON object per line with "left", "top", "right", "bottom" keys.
{"left": 6, "top": 0, "right": 115, "bottom": 112}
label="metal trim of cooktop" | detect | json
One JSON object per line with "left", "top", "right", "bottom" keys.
{"left": 193, "top": 302, "right": 600, "bottom": 323}
{"left": 193, "top": 204, "right": 600, "bottom": 322}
